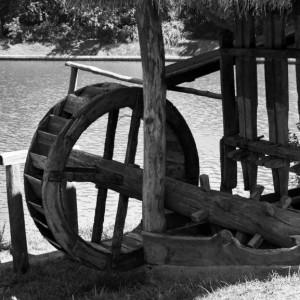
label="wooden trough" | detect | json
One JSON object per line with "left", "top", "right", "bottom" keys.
{"left": 12, "top": 0, "right": 300, "bottom": 280}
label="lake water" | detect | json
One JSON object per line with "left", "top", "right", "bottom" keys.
{"left": 0, "top": 60, "right": 300, "bottom": 245}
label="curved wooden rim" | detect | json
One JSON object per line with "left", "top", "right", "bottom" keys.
{"left": 41, "top": 86, "right": 199, "bottom": 269}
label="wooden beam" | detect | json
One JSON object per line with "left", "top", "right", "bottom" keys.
{"left": 219, "top": 30, "right": 238, "bottom": 193}
{"left": 136, "top": 0, "right": 166, "bottom": 233}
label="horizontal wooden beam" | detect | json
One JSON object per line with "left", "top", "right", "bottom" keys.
{"left": 223, "top": 137, "right": 300, "bottom": 161}
{"left": 0, "top": 150, "right": 27, "bottom": 166}
{"left": 65, "top": 61, "right": 221, "bottom": 100}
{"left": 221, "top": 48, "right": 300, "bottom": 59}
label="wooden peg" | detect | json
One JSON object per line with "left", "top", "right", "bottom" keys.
{"left": 262, "top": 202, "right": 275, "bottom": 217}
{"left": 191, "top": 210, "right": 209, "bottom": 223}
{"left": 278, "top": 195, "right": 292, "bottom": 209}
{"left": 216, "top": 199, "right": 231, "bottom": 211}
{"left": 235, "top": 231, "right": 250, "bottom": 244}
{"left": 250, "top": 185, "right": 265, "bottom": 201}
{"left": 248, "top": 233, "right": 264, "bottom": 248}
{"left": 200, "top": 174, "right": 210, "bottom": 192}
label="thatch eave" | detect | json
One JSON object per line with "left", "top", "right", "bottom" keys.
{"left": 66, "top": 0, "right": 293, "bottom": 14}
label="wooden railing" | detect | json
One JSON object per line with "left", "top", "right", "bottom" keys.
{"left": 0, "top": 150, "right": 77, "bottom": 273}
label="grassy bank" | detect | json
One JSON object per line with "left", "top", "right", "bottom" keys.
{"left": 1, "top": 256, "right": 300, "bottom": 300}
{"left": 0, "top": 37, "right": 218, "bottom": 57}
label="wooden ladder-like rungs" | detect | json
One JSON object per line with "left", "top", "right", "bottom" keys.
{"left": 24, "top": 174, "right": 42, "bottom": 199}
{"left": 47, "top": 114, "right": 69, "bottom": 135}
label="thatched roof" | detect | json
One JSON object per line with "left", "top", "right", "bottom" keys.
{"left": 66, "top": 0, "right": 293, "bottom": 16}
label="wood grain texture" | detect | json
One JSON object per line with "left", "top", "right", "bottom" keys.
{"left": 6, "top": 164, "right": 29, "bottom": 273}
{"left": 136, "top": 0, "right": 167, "bottom": 233}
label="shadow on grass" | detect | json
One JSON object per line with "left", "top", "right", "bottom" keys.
{"left": 48, "top": 39, "right": 122, "bottom": 56}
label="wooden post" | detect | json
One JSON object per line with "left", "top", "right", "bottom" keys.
{"left": 294, "top": 2, "right": 300, "bottom": 123}
{"left": 63, "top": 182, "right": 78, "bottom": 234}
{"left": 68, "top": 67, "right": 78, "bottom": 94}
{"left": 264, "top": 12, "right": 289, "bottom": 196}
{"left": 136, "top": 0, "right": 167, "bottom": 233}
{"left": 219, "top": 29, "right": 238, "bottom": 194}
{"left": 6, "top": 164, "right": 29, "bottom": 273}
{"left": 235, "top": 13, "right": 258, "bottom": 193}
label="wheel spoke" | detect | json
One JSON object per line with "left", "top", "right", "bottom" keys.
{"left": 92, "top": 110, "right": 119, "bottom": 243}
{"left": 111, "top": 101, "right": 142, "bottom": 266}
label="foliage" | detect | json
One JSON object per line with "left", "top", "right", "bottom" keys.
{"left": 162, "top": 20, "right": 184, "bottom": 47}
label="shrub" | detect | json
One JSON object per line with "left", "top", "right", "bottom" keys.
{"left": 162, "top": 20, "right": 184, "bottom": 47}
{"left": 4, "top": 17, "right": 23, "bottom": 40}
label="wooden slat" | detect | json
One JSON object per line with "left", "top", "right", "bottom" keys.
{"left": 63, "top": 94, "right": 90, "bottom": 115}
{"left": 47, "top": 115, "right": 69, "bottom": 135}
{"left": 33, "top": 217, "right": 49, "bottom": 230}
{"left": 30, "top": 152, "right": 47, "bottom": 170}
{"left": 221, "top": 48, "right": 300, "bottom": 58}
{"left": 92, "top": 110, "right": 119, "bottom": 244}
{"left": 219, "top": 29, "right": 238, "bottom": 193}
{"left": 235, "top": 13, "right": 258, "bottom": 193}
{"left": 27, "top": 201, "right": 44, "bottom": 215}
{"left": 37, "top": 130, "right": 57, "bottom": 147}
{"left": 264, "top": 12, "right": 290, "bottom": 196}
{"left": 24, "top": 174, "right": 42, "bottom": 199}
{"left": 112, "top": 100, "right": 142, "bottom": 265}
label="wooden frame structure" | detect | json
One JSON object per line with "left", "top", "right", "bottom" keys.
{"left": 6, "top": 0, "right": 300, "bottom": 281}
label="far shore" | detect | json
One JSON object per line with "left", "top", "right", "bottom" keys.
{"left": 0, "top": 38, "right": 219, "bottom": 59}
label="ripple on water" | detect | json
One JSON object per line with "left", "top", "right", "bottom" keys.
{"left": 0, "top": 61, "right": 299, "bottom": 242}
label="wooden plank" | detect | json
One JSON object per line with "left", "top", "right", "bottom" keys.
{"left": 27, "top": 201, "right": 44, "bottom": 215}
{"left": 47, "top": 115, "right": 69, "bottom": 135}
{"left": 219, "top": 29, "right": 238, "bottom": 193}
{"left": 24, "top": 174, "right": 42, "bottom": 199}
{"left": 62, "top": 183, "right": 78, "bottom": 234}
{"left": 136, "top": 0, "right": 166, "bottom": 233}
{"left": 264, "top": 12, "right": 290, "bottom": 196}
{"left": 92, "top": 110, "right": 119, "bottom": 244}
{"left": 6, "top": 164, "right": 29, "bottom": 273}
{"left": 236, "top": 13, "right": 258, "bottom": 193}
{"left": 142, "top": 230, "right": 300, "bottom": 266}
{"left": 0, "top": 150, "right": 27, "bottom": 166}
{"left": 112, "top": 100, "right": 142, "bottom": 266}
{"left": 37, "top": 130, "right": 57, "bottom": 147}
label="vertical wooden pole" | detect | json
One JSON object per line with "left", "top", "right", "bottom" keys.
{"left": 136, "top": 0, "right": 166, "bottom": 233}
{"left": 6, "top": 164, "right": 29, "bottom": 273}
{"left": 264, "top": 12, "right": 289, "bottom": 196}
{"left": 294, "top": 2, "right": 300, "bottom": 122}
{"left": 68, "top": 67, "right": 78, "bottom": 94}
{"left": 92, "top": 110, "right": 119, "bottom": 243}
{"left": 219, "top": 29, "right": 238, "bottom": 194}
{"left": 235, "top": 13, "right": 258, "bottom": 193}
{"left": 63, "top": 182, "right": 78, "bottom": 234}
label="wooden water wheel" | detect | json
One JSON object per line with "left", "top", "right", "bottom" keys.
{"left": 24, "top": 82, "right": 199, "bottom": 270}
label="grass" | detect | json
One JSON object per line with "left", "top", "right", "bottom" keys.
{"left": 1, "top": 256, "right": 300, "bottom": 300}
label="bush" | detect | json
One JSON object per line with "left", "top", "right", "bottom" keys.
{"left": 162, "top": 20, "right": 184, "bottom": 47}
{"left": 4, "top": 17, "right": 23, "bottom": 40}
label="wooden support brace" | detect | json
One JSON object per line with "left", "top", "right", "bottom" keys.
{"left": 199, "top": 174, "right": 210, "bottom": 192}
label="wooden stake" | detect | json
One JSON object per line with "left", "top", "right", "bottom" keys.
{"left": 68, "top": 67, "right": 78, "bottom": 94}
{"left": 6, "top": 164, "right": 29, "bottom": 273}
